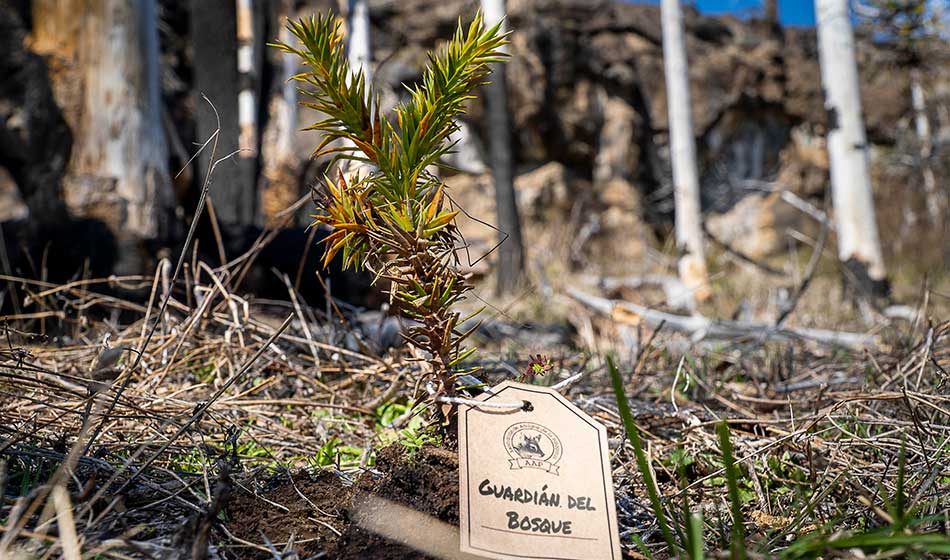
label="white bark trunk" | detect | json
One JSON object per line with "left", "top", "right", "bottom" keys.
{"left": 347, "top": 0, "right": 372, "bottom": 84}
{"left": 33, "top": 0, "right": 171, "bottom": 241}
{"left": 482, "top": 0, "right": 508, "bottom": 47}
{"left": 444, "top": 120, "right": 486, "bottom": 174}
{"left": 815, "top": 0, "right": 886, "bottom": 281}
{"left": 661, "top": 0, "right": 710, "bottom": 302}
{"left": 341, "top": 0, "right": 372, "bottom": 179}
{"left": 261, "top": 1, "right": 300, "bottom": 225}
{"left": 237, "top": 0, "right": 258, "bottom": 158}
{"left": 275, "top": 18, "right": 298, "bottom": 163}
{"left": 911, "top": 72, "right": 941, "bottom": 223}
{"left": 912, "top": 75, "right": 931, "bottom": 141}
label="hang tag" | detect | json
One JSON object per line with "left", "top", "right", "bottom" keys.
{"left": 457, "top": 381, "right": 622, "bottom": 560}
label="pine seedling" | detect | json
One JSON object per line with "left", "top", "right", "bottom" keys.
{"left": 273, "top": 12, "right": 508, "bottom": 410}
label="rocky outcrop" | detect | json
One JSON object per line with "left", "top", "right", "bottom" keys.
{"left": 365, "top": 0, "right": 945, "bottom": 266}
{"left": 2, "top": 0, "right": 946, "bottom": 279}
{"left": 705, "top": 191, "right": 816, "bottom": 260}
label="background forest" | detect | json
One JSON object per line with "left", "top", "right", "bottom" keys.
{"left": 0, "top": 0, "right": 948, "bottom": 559}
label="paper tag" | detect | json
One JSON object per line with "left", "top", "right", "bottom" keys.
{"left": 458, "top": 381, "right": 622, "bottom": 560}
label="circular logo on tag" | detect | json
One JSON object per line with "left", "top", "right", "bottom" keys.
{"left": 503, "top": 422, "right": 563, "bottom": 475}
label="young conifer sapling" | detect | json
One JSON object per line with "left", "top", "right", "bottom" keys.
{"left": 273, "top": 12, "right": 508, "bottom": 413}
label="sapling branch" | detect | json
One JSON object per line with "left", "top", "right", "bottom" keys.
{"left": 273, "top": 12, "right": 508, "bottom": 413}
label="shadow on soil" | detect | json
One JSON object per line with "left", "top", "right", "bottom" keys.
{"left": 227, "top": 445, "right": 459, "bottom": 559}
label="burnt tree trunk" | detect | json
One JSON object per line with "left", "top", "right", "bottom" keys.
{"left": 764, "top": 0, "right": 779, "bottom": 28}
{"left": 339, "top": 0, "right": 375, "bottom": 181}
{"left": 482, "top": 0, "right": 525, "bottom": 296}
{"left": 261, "top": 0, "right": 300, "bottom": 227}
{"left": 0, "top": 3, "right": 71, "bottom": 225}
{"left": 190, "top": 0, "right": 259, "bottom": 233}
{"left": 347, "top": 0, "right": 372, "bottom": 81}
{"left": 32, "top": 0, "right": 171, "bottom": 275}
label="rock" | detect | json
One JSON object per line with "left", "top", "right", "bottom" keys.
{"left": 700, "top": 105, "right": 793, "bottom": 211}
{"left": 775, "top": 125, "right": 829, "bottom": 197}
{"left": 599, "top": 178, "right": 637, "bottom": 211}
{"left": 679, "top": 253, "right": 712, "bottom": 303}
{"left": 0, "top": 167, "right": 28, "bottom": 222}
{"left": 706, "top": 191, "right": 815, "bottom": 259}
{"left": 590, "top": 178, "right": 655, "bottom": 272}
{"left": 441, "top": 172, "right": 495, "bottom": 277}
{"left": 593, "top": 96, "right": 642, "bottom": 187}
{"left": 515, "top": 162, "right": 570, "bottom": 219}
{"left": 445, "top": 163, "right": 654, "bottom": 276}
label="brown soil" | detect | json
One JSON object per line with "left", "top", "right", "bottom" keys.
{"left": 226, "top": 445, "right": 459, "bottom": 559}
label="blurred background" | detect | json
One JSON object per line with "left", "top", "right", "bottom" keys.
{"left": 1, "top": 0, "right": 948, "bottom": 335}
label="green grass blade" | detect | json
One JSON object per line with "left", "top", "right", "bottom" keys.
{"left": 679, "top": 458, "right": 703, "bottom": 560}
{"left": 785, "top": 527, "right": 950, "bottom": 557}
{"left": 608, "top": 356, "right": 679, "bottom": 554}
{"left": 687, "top": 512, "right": 705, "bottom": 560}
{"left": 895, "top": 437, "right": 906, "bottom": 528}
{"left": 630, "top": 533, "right": 656, "bottom": 560}
{"left": 716, "top": 421, "right": 747, "bottom": 560}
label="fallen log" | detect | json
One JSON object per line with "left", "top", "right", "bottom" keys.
{"left": 566, "top": 288, "right": 877, "bottom": 349}
{"left": 578, "top": 273, "right": 697, "bottom": 312}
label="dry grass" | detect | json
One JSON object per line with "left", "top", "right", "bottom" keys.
{"left": 0, "top": 233, "right": 948, "bottom": 558}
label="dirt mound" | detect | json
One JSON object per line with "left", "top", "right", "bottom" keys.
{"left": 226, "top": 445, "right": 459, "bottom": 559}
{"left": 227, "top": 470, "right": 350, "bottom": 558}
